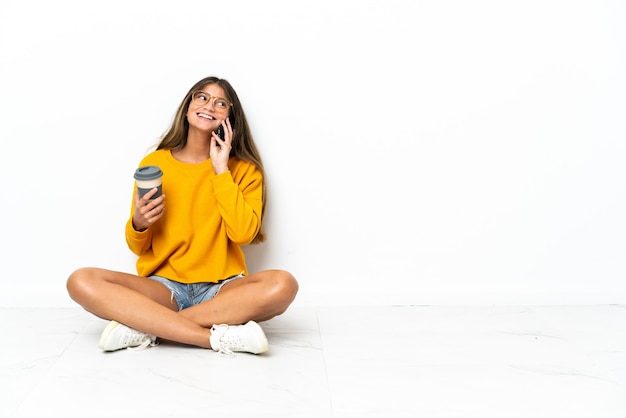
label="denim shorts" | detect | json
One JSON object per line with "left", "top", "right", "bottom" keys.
{"left": 147, "top": 274, "right": 244, "bottom": 311}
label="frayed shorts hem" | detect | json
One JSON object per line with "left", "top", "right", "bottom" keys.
{"left": 147, "top": 274, "right": 244, "bottom": 311}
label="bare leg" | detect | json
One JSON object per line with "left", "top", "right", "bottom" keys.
{"left": 179, "top": 270, "right": 299, "bottom": 327}
{"left": 66, "top": 267, "right": 298, "bottom": 349}
{"left": 67, "top": 268, "right": 213, "bottom": 348}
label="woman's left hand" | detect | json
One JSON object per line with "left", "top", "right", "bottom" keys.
{"left": 211, "top": 119, "right": 233, "bottom": 174}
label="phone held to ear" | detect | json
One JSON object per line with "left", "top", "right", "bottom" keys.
{"left": 216, "top": 117, "right": 234, "bottom": 142}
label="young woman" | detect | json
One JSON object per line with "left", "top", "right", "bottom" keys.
{"left": 67, "top": 76, "right": 298, "bottom": 355}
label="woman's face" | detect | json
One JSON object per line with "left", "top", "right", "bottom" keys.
{"left": 186, "top": 83, "right": 231, "bottom": 133}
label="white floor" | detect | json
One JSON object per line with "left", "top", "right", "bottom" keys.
{"left": 2, "top": 305, "right": 625, "bottom": 417}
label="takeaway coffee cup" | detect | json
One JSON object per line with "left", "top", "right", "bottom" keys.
{"left": 134, "top": 166, "right": 163, "bottom": 199}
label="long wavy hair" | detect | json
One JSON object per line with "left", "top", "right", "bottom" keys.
{"left": 157, "top": 76, "right": 266, "bottom": 243}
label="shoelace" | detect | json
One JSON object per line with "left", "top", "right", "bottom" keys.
{"left": 217, "top": 345, "right": 235, "bottom": 357}
{"left": 213, "top": 325, "right": 238, "bottom": 357}
{"left": 128, "top": 338, "right": 159, "bottom": 351}
{"left": 125, "top": 329, "right": 159, "bottom": 351}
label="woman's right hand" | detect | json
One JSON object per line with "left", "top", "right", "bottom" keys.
{"left": 132, "top": 188, "right": 166, "bottom": 231}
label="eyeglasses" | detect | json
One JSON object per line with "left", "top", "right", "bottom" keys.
{"left": 191, "top": 91, "right": 232, "bottom": 113}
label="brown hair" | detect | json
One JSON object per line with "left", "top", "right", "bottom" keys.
{"left": 157, "top": 76, "right": 266, "bottom": 243}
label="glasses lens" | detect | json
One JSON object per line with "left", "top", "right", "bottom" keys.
{"left": 192, "top": 92, "right": 208, "bottom": 105}
{"left": 213, "top": 98, "right": 230, "bottom": 112}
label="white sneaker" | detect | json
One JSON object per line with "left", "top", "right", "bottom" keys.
{"left": 98, "top": 321, "right": 158, "bottom": 352}
{"left": 210, "top": 321, "right": 269, "bottom": 355}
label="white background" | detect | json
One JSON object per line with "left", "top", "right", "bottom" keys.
{"left": 1, "top": 0, "right": 624, "bottom": 307}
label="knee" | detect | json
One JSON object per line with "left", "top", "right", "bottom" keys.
{"left": 66, "top": 267, "right": 98, "bottom": 301}
{"left": 271, "top": 270, "right": 299, "bottom": 305}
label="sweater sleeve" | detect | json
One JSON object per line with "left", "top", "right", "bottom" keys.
{"left": 124, "top": 185, "right": 153, "bottom": 255}
{"left": 211, "top": 163, "right": 263, "bottom": 245}
{"left": 125, "top": 218, "right": 153, "bottom": 255}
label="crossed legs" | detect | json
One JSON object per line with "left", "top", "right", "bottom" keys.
{"left": 66, "top": 268, "right": 298, "bottom": 349}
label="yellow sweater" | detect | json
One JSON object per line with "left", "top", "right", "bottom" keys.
{"left": 125, "top": 149, "right": 263, "bottom": 283}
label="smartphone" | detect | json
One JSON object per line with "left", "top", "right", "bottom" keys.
{"left": 216, "top": 116, "right": 234, "bottom": 141}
